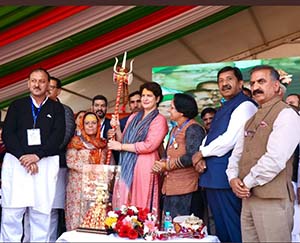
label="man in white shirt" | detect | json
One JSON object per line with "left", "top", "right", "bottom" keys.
{"left": 226, "top": 65, "right": 300, "bottom": 242}
{"left": 192, "top": 66, "right": 257, "bottom": 242}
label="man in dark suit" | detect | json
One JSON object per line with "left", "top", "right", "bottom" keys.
{"left": 91, "top": 95, "right": 119, "bottom": 163}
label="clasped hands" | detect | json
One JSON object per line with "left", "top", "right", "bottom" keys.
{"left": 230, "top": 178, "right": 251, "bottom": 199}
{"left": 19, "top": 154, "right": 40, "bottom": 175}
{"left": 152, "top": 160, "right": 167, "bottom": 174}
{"left": 192, "top": 151, "right": 206, "bottom": 173}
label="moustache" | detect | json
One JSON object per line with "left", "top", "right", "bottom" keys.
{"left": 221, "top": 85, "right": 231, "bottom": 91}
{"left": 252, "top": 89, "right": 264, "bottom": 96}
{"left": 132, "top": 107, "right": 141, "bottom": 113}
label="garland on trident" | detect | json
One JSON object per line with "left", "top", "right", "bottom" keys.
{"left": 106, "top": 52, "right": 134, "bottom": 165}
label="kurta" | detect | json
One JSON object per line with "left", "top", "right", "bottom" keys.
{"left": 65, "top": 148, "right": 107, "bottom": 231}
{"left": 2, "top": 153, "right": 59, "bottom": 214}
{"left": 115, "top": 113, "right": 168, "bottom": 211}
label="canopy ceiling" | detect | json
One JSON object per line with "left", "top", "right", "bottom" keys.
{"left": 1, "top": 5, "right": 300, "bottom": 115}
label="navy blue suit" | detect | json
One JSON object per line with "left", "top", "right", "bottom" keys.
{"left": 200, "top": 92, "right": 256, "bottom": 243}
{"left": 101, "top": 118, "right": 111, "bottom": 140}
{"left": 101, "top": 118, "right": 120, "bottom": 164}
{"left": 120, "top": 115, "right": 129, "bottom": 132}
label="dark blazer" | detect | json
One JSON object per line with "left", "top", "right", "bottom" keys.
{"left": 101, "top": 118, "right": 120, "bottom": 164}
{"left": 3, "top": 96, "right": 65, "bottom": 159}
{"left": 120, "top": 115, "right": 129, "bottom": 132}
{"left": 59, "top": 104, "right": 75, "bottom": 168}
{"left": 102, "top": 118, "right": 111, "bottom": 140}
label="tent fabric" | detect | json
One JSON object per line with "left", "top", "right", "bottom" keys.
{"left": 0, "top": 6, "right": 90, "bottom": 47}
{"left": 0, "top": 5, "right": 247, "bottom": 109}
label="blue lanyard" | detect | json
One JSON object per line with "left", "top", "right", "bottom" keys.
{"left": 169, "top": 119, "right": 190, "bottom": 146}
{"left": 31, "top": 100, "right": 42, "bottom": 128}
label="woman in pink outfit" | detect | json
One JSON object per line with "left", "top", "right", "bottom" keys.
{"left": 108, "top": 82, "right": 168, "bottom": 212}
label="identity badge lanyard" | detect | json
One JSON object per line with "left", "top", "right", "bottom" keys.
{"left": 31, "top": 100, "right": 42, "bottom": 128}
{"left": 27, "top": 99, "right": 43, "bottom": 146}
{"left": 168, "top": 119, "right": 190, "bottom": 149}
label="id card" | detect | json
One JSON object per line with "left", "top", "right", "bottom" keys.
{"left": 27, "top": 128, "right": 41, "bottom": 146}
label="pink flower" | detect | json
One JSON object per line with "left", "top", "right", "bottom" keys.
{"left": 144, "top": 220, "right": 156, "bottom": 233}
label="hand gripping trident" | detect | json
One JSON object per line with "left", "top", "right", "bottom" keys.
{"left": 105, "top": 52, "right": 134, "bottom": 165}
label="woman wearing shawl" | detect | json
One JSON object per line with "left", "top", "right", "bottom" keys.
{"left": 108, "top": 82, "right": 168, "bottom": 212}
{"left": 65, "top": 111, "right": 108, "bottom": 230}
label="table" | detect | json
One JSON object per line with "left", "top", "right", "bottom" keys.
{"left": 57, "top": 230, "right": 220, "bottom": 242}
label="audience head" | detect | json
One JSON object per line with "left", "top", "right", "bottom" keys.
{"left": 128, "top": 90, "right": 142, "bottom": 113}
{"left": 92, "top": 95, "right": 108, "bottom": 119}
{"left": 278, "top": 83, "right": 287, "bottom": 100}
{"left": 242, "top": 86, "right": 252, "bottom": 98}
{"left": 75, "top": 110, "right": 86, "bottom": 126}
{"left": 201, "top": 107, "right": 217, "bottom": 132}
{"left": 249, "top": 65, "right": 280, "bottom": 105}
{"left": 217, "top": 66, "right": 243, "bottom": 101}
{"left": 48, "top": 76, "right": 62, "bottom": 101}
{"left": 285, "top": 93, "right": 300, "bottom": 110}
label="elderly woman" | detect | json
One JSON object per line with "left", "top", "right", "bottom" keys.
{"left": 65, "top": 111, "right": 109, "bottom": 230}
{"left": 108, "top": 82, "right": 168, "bottom": 212}
{"left": 152, "top": 93, "right": 206, "bottom": 218}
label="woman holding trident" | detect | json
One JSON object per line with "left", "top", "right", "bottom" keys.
{"left": 108, "top": 80, "right": 168, "bottom": 212}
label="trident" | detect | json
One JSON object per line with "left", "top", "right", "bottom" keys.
{"left": 106, "top": 52, "right": 134, "bottom": 165}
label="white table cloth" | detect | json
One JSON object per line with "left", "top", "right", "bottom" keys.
{"left": 56, "top": 230, "right": 220, "bottom": 242}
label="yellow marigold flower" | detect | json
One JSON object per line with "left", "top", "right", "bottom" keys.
{"left": 104, "top": 217, "right": 117, "bottom": 227}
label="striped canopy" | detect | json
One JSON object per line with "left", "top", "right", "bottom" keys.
{"left": 1, "top": 5, "right": 300, "bottom": 113}
{"left": 0, "top": 5, "right": 247, "bottom": 110}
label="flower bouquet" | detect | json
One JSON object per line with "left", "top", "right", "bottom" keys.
{"left": 104, "top": 205, "right": 159, "bottom": 240}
